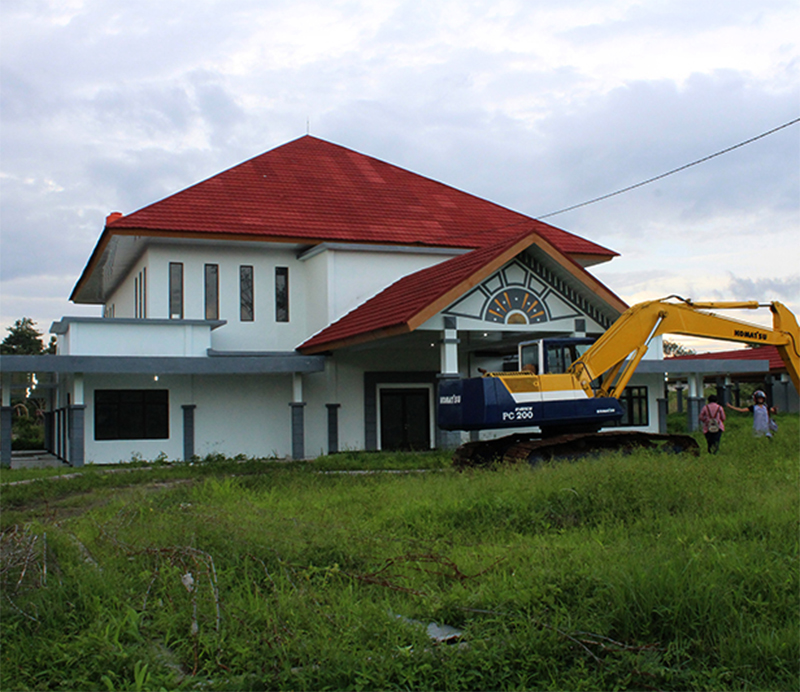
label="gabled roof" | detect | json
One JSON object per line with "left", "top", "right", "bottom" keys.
{"left": 72, "top": 136, "right": 617, "bottom": 302}
{"left": 670, "top": 345, "right": 787, "bottom": 374}
{"left": 298, "top": 228, "right": 628, "bottom": 354}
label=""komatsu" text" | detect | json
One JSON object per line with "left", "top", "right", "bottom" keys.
{"left": 733, "top": 329, "right": 768, "bottom": 341}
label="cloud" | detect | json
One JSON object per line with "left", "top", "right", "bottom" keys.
{"left": 722, "top": 274, "right": 800, "bottom": 302}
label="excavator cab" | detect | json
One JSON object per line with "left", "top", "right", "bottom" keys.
{"left": 518, "top": 337, "right": 595, "bottom": 374}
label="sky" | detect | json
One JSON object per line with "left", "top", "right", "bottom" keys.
{"left": 1, "top": 0, "right": 798, "bottom": 352}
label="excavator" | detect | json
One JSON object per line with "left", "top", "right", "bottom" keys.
{"left": 438, "top": 297, "right": 800, "bottom": 466}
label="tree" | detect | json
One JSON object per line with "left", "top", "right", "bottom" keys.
{"left": 663, "top": 339, "right": 696, "bottom": 357}
{"left": 1, "top": 317, "right": 56, "bottom": 355}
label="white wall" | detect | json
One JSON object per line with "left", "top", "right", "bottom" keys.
{"left": 323, "top": 248, "right": 456, "bottom": 323}
{"left": 58, "top": 319, "right": 214, "bottom": 357}
{"left": 82, "top": 373, "right": 187, "bottom": 463}
{"left": 81, "top": 372, "right": 301, "bottom": 462}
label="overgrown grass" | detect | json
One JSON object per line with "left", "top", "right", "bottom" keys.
{"left": 1, "top": 419, "right": 798, "bottom": 691}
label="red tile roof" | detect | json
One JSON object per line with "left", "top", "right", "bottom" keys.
{"left": 104, "top": 136, "right": 617, "bottom": 256}
{"left": 670, "top": 345, "right": 787, "bottom": 373}
{"left": 298, "top": 228, "right": 627, "bottom": 353}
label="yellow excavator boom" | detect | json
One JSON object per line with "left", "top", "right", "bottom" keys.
{"left": 569, "top": 297, "right": 800, "bottom": 398}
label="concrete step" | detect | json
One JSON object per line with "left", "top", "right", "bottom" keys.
{"left": 9, "top": 450, "right": 68, "bottom": 469}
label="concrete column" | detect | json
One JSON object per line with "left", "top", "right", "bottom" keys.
{"left": 326, "top": 403, "right": 341, "bottom": 454}
{"left": 44, "top": 411, "right": 54, "bottom": 454}
{"left": 765, "top": 375, "right": 774, "bottom": 408}
{"left": 657, "top": 397, "right": 668, "bottom": 433}
{"left": 675, "top": 384, "right": 684, "bottom": 413}
{"left": 1, "top": 371, "right": 10, "bottom": 407}
{"left": 182, "top": 405, "right": 197, "bottom": 461}
{"left": 68, "top": 405, "right": 86, "bottom": 467}
{"left": 1, "top": 406, "right": 12, "bottom": 468}
{"left": 290, "top": 403, "right": 306, "bottom": 459}
{"left": 715, "top": 377, "right": 725, "bottom": 404}
{"left": 687, "top": 374, "right": 703, "bottom": 433}
{"left": 723, "top": 376, "right": 733, "bottom": 407}
{"left": 290, "top": 372, "right": 306, "bottom": 459}
{"left": 73, "top": 373, "right": 84, "bottom": 405}
{"left": 440, "top": 328, "right": 459, "bottom": 376}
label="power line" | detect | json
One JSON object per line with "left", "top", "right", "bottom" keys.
{"left": 537, "top": 116, "right": 800, "bottom": 219}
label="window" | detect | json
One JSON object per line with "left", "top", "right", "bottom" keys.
{"left": 240, "top": 265, "right": 254, "bottom": 321}
{"left": 205, "top": 264, "right": 219, "bottom": 320}
{"left": 617, "top": 386, "right": 649, "bottom": 426}
{"left": 275, "top": 266, "right": 288, "bottom": 322}
{"left": 169, "top": 262, "right": 183, "bottom": 319}
{"left": 134, "top": 268, "right": 147, "bottom": 318}
{"left": 94, "top": 390, "right": 169, "bottom": 440}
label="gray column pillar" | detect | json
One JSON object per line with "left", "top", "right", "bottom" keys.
{"left": 715, "top": 377, "right": 725, "bottom": 403}
{"left": 182, "top": 405, "right": 197, "bottom": 461}
{"left": 326, "top": 403, "right": 340, "bottom": 455}
{"left": 44, "top": 411, "right": 54, "bottom": 454}
{"left": 290, "top": 402, "right": 306, "bottom": 460}
{"left": 764, "top": 375, "right": 774, "bottom": 407}
{"left": 687, "top": 397, "right": 703, "bottom": 433}
{"left": 657, "top": 397, "right": 668, "bottom": 434}
{"left": 1, "top": 406, "right": 12, "bottom": 468}
{"left": 722, "top": 377, "right": 732, "bottom": 407}
{"left": 675, "top": 385, "right": 684, "bottom": 413}
{"left": 68, "top": 404, "right": 86, "bottom": 467}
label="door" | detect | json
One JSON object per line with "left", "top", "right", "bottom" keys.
{"left": 379, "top": 388, "right": 431, "bottom": 451}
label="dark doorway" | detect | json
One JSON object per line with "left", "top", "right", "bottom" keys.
{"left": 379, "top": 388, "right": 431, "bottom": 451}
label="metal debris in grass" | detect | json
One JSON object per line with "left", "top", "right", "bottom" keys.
{"left": 346, "top": 552, "right": 504, "bottom": 596}
{"left": 393, "top": 612, "right": 464, "bottom": 643}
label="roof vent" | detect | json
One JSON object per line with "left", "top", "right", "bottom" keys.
{"left": 106, "top": 212, "right": 124, "bottom": 225}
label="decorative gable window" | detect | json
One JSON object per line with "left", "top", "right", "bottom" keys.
{"left": 240, "top": 265, "right": 254, "bottom": 321}
{"left": 205, "top": 264, "right": 219, "bottom": 320}
{"left": 169, "top": 262, "right": 183, "bottom": 319}
{"left": 275, "top": 267, "right": 289, "bottom": 322}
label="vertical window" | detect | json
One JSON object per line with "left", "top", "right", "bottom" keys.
{"left": 169, "top": 262, "right": 183, "bottom": 319}
{"left": 275, "top": 266, "right": 289, "bottom": 322}
{"left": 240, "top": 265, "right": 254, "bottom": 322}
{"left": 205, "top": 264, "right": 219, "bottom": 320}
{"left": 134, "top": 268, "right": 146, "bottom": 318}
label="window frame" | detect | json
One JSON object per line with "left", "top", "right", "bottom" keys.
{"left": 617, "top": 386, "right": 649, "bottom": 427}
{"left": 94, "top": 389, "right": 169, "bottom": 441}
{"left": 275, "top": 266, "right": 289, "bottom": 322}
{"left": 205, "top": 263, "right": 219, "bottom": 320}
{"left": 240, "top": 265, "right": 254, "bottom": 322}
{"left": 169, "top": 262, "right": 184, "bottom": 319}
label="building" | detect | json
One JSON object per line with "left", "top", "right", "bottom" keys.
{"left": 670, "top": 345, "right": 799, "bottom": 414}
{"left": 1, "top": 136, "right": 671, "bottom": 466}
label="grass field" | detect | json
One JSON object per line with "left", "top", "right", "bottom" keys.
{"left": 1, "top": 415, "right": 798, "bottom": 691}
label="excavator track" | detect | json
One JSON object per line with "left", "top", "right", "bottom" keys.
{"left": 453, "top": 430, "right": 700, "bottom": 468}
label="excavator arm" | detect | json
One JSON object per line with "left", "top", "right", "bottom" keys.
{"left": 570, "top": 297, "right": 800, "bottom": 398}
